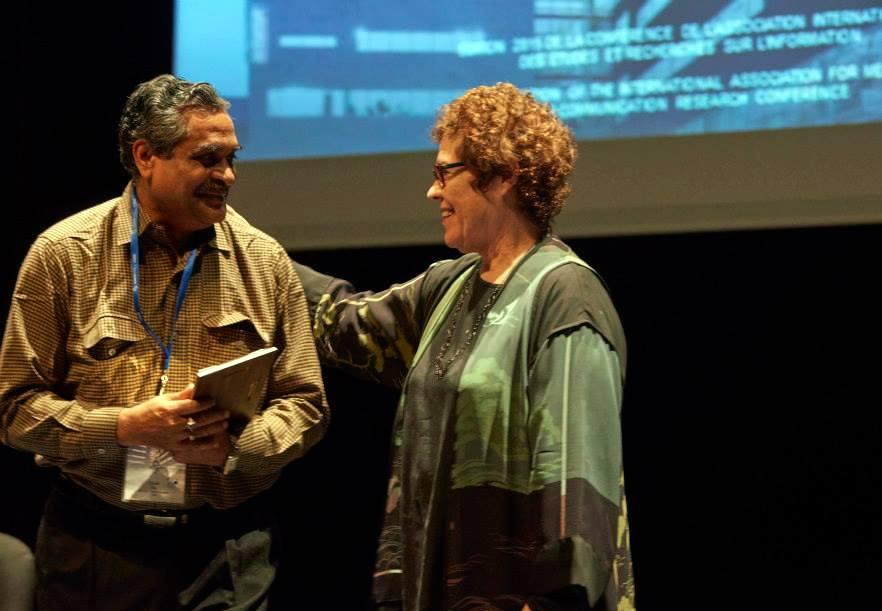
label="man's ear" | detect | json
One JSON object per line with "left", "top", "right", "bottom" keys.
{"left": 132, "top": 140, "right": 155, "bottom": 178}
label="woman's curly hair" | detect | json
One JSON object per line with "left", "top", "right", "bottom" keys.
{"left": 432, "top": 83, "right": 576, "bottom": 232}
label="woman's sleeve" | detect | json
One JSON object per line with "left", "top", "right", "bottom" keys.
{"left": 524, "top": 323, "right": 634, "bottom": 609}
{"left": 291, "top": 260, "right": 429, "bottom": 388}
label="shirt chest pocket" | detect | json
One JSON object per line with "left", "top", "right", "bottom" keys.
{"left": 76, "top": 314, "right": 149, "bottom": 405}
{"left": 83, "top": 314, "right": 146, "bottom": 360}
{"left": 201, "top": 311, "right": 270, "bottom": 356}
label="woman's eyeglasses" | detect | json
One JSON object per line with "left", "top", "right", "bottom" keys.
{"left": 432, "top": 162, "right": 466, "bottom": 188}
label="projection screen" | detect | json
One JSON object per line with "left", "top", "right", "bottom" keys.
{"left": 175, "top": 0, "right": 882, "bottom": 249}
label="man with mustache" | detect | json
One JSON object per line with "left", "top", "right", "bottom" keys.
{"left": 0, "top": 74, "right": 328, "bottom": 610}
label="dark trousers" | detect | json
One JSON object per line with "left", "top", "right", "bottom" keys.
{"left": 36, "top": 476, "right": 276, "bottom": 611}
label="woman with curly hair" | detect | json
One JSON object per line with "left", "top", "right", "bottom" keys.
{"left": 296, "top": 83, "right": 634, "bottom": 611}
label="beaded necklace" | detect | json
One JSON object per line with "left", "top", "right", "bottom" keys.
{"left": 433, "top": 269, "right": 504, "bottom": 378}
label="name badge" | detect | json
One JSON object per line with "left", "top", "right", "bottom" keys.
{"left": 123, "top": 445, "right": 186, "bottom": 504}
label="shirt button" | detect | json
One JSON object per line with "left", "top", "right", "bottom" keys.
{"left": 107, "top": 348, "right": 117, "bottom": 357}
{"left": 97, "top": 448, "right": 106, "bottom": 456}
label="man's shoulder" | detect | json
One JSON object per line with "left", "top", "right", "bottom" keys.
{"left": 38, "top": 198, "right": 120, "bottom": 245}
{"left": 221, "top": 206, "right": 287, "bottom": 256}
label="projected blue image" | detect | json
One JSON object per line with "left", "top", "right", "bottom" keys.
{"left": 175, "top": 0, "right": 882, "bottom": 160}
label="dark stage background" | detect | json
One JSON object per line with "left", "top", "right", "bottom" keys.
{"left": 5, "top": 4, "right": 877, "bottom": 610}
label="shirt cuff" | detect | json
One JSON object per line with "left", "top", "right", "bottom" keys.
{"left": 82, "top": 406, "right": 126, "bottom": 460}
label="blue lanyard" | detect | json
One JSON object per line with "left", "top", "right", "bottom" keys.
{"left": 130, "top": 189, "right": 200, "bottom": 393}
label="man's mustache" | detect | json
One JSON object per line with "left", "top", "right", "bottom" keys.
{"left": 195, "top": 182, "right": 229, "bottom": 199}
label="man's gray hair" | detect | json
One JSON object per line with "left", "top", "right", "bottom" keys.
{"left": 118, "top": 74, "right": 230, "bottom": 176}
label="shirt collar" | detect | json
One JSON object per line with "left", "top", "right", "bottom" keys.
{"left": 114, "top": 183, "right": 144, "bottom": 247}
{"left": 114, "top": 181, "right": 230, "bottom": 253}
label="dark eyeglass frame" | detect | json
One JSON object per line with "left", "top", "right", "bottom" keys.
{"left": 432, "top": 161, "right": 466, "bottom": 187}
